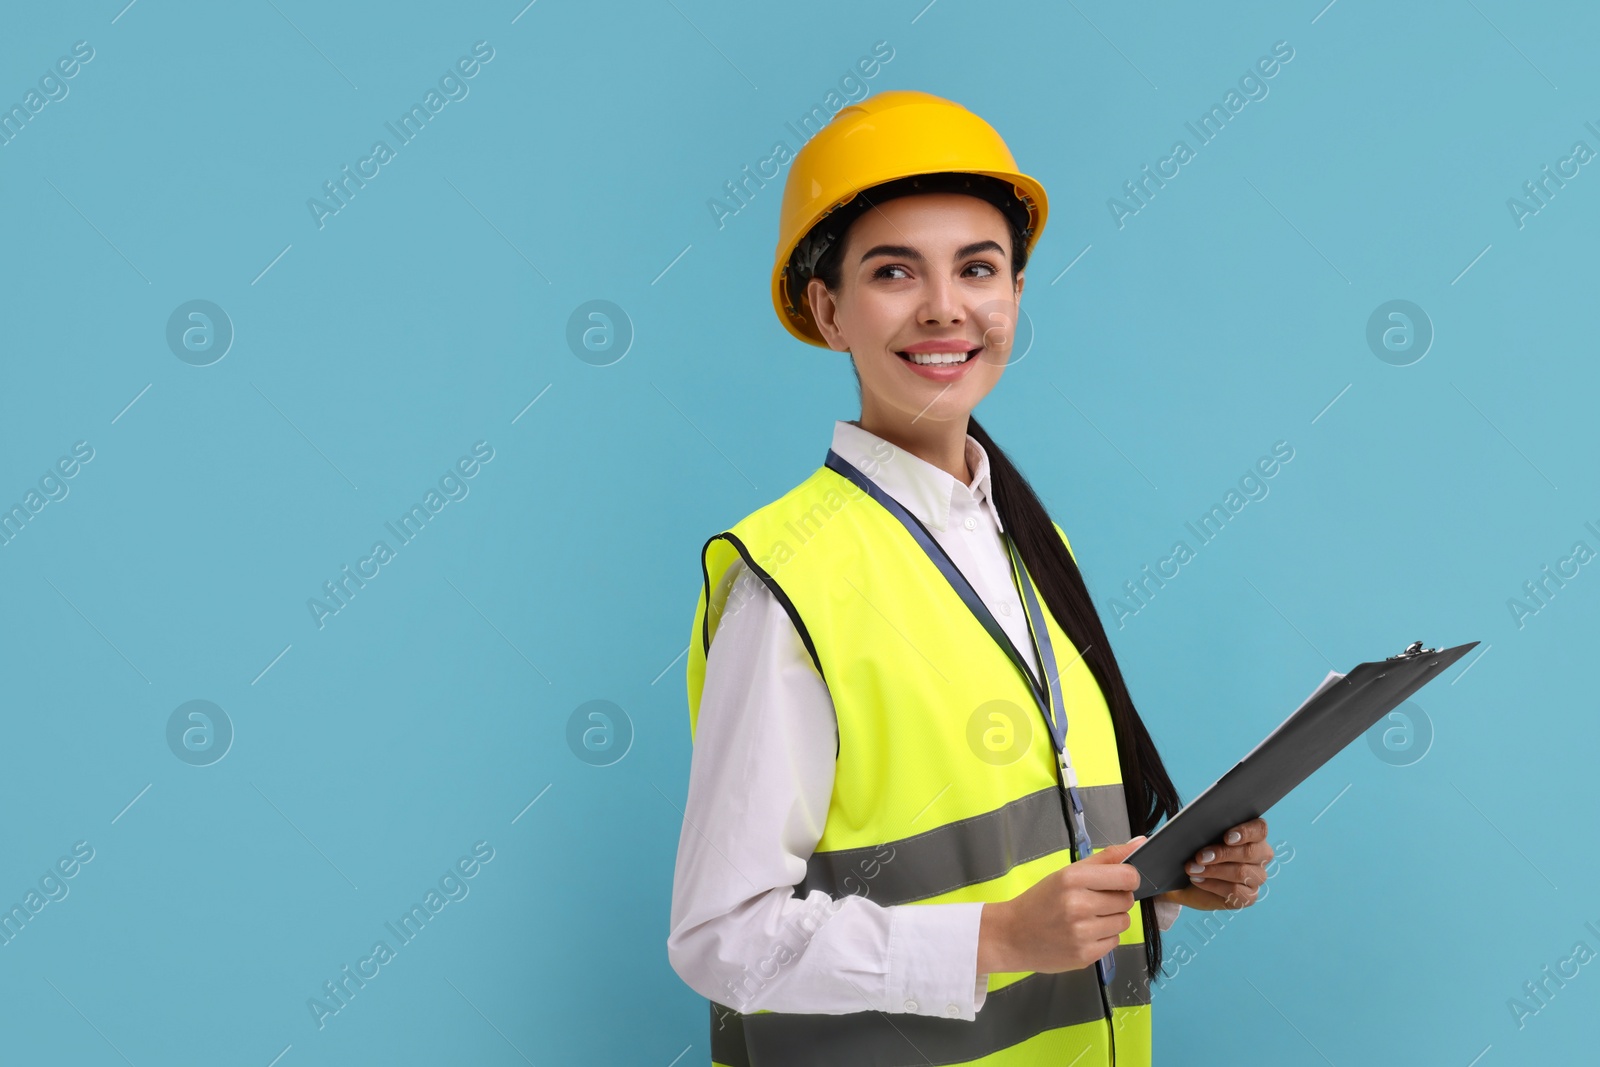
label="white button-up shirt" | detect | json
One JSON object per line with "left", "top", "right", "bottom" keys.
{"left": 667, "top": 419, "right": 1181, "bottom": 1022}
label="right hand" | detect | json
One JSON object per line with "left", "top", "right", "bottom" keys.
{"left": 978, "top": 836, "right": 1147, "bottom": 975}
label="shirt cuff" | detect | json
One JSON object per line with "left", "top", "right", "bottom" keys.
{"left": 1154, "top": 897, "right": 1181, "bottom": 932}
{"left": 885, "top": 901, "right": 988, "bottom": 1020}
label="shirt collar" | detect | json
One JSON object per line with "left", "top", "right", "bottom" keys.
{"left": 829, "top": 419, "right": 1004, "bottom": 535}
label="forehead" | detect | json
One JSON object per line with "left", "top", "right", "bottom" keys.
{"left": 843, "top": 192, "right": 1011, "bottom": 251}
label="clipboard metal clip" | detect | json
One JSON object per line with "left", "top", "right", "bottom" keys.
{"left": 1388, "top": 640, "right": 1439, "bottom": 660}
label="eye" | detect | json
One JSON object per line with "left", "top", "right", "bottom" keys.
{"left": 872, "top": 264, "right": 910, "bottom": 280}
{"left": 965, "top": 260, "right": 1000, "bottom": 277}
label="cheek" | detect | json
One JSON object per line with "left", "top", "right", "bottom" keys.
{"left": 847, "top": 313, "right": 907, "bottom": 362}
{"left": 972, "top": 339, "right": 1012, "bottom": 377}
{"left": 860, "top": 349, "right": 905, "bottom": 383}
{"left": 860, "top": 299, "right": 908, "bottom": 342}
{"left": 972, "top": 356, "right": 1007, "bottom": 391}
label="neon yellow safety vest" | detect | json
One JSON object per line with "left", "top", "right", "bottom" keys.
{"left": 686, "top": 461, "right": 1153, "bottom": 1067}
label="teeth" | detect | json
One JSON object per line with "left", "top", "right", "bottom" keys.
{"left": 905, "top": 349, "right": 974, "bottom": 365}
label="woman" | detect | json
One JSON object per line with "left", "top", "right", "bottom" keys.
{"left": 668, "top": 90, "right": 1274, "bottom": 1066}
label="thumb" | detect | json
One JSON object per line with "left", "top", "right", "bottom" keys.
{"left": 1077, "top": 835, "right": 1147, "bottom": 864}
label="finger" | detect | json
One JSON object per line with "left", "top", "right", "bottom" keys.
{"left": 1070, "top": 863, "right": 1144, "bottom": 894}
{"left": 1190, "top": 840, "right": 1273, "bottom": 867}
{"left": 1083, "top": 890, "right": 1137, "bottom": 918}
{"left": 1188, "top": 877, "right": 1258, "bottom": 908}
{"left": 1187, "top": 862, "right": 1267, "bottom": 888}
{"left": 1077, "top": 836, "right": 1146, "bottom": 865}
{"left": 1220, "top": 818, "right": 1267, "bottom": 846}
{"left": 1078, "top": 927, "right": 1127, "bottom": 957}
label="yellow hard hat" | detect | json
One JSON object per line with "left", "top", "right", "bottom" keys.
{"left": 771, "top": 89, "right": 1049, "bottom": 347}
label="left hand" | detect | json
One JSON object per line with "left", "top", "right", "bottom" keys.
{"left": 1156, "top": 818, "right": 1272, "bottom": 911}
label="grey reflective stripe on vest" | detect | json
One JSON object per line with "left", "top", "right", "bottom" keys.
{"left": 711, "top": 943, "right": 1150, "bottom": 1067}
{"left": 1077, "top": 782, "right": 1135, "bottom": 853}
{"left": 793, "top": 784, "right": 1133, "bottom": 907}
{"left": 710, "top": 1001, "right": 753, "bottom": 1067}
{"left": 1107, "top": 940, "right": 1154, "bottom": 1008}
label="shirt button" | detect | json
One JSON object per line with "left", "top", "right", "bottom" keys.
{"left": 998, "top": 602, "right": 1012, "bottom": 616}
{"left": 963, "top": 516, "right": 976, "bottom": 531}
{"left": 944, "top": 1004, "right": 961, "bottom": 1017}
{"left": 903, "top": 999, "right": 919, "bottom": 1012}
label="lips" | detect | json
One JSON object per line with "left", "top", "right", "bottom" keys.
{"left": 891, "top": 346, "right": 985, "bottom": 382}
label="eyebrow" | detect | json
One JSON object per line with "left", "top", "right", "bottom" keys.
{"left": 858, "top": 239, "right": 1006, "bottom": 264}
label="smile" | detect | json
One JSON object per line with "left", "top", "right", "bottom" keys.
{"left": 896, "top": 348, "right": 980, "bottom": 365}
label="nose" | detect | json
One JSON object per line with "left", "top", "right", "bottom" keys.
{"left": 918, "top": 271, "right": 965, "bottom": 329}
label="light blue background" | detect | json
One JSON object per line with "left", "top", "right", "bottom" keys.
{"left": 2, "top": 1, "right": 1596, "bottom": 1063}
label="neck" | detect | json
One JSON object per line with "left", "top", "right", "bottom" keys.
{"left": 855, "top": 405, "right": 971, "bottom": 485}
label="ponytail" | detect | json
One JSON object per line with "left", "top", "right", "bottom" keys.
{"left": 967, "top": 414, "right": 1182, "bottom": 983}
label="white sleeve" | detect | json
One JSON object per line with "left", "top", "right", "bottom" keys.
{"left": 668, "top": 559, "right": 990, "bottom": 1019}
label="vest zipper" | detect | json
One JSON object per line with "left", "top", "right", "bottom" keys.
{"left": 1098, "top": 973, "right": 1117, "bottom": 1067}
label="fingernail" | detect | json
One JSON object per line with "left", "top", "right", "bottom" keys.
{"left": 1187, "top": 863, "right": 1205, "bottom": 874}
{"left": 1226, "top": 831, "right": 1241, "bottom": 844}
{"left": 1199, "top": 849, "right": 1215, "bottom": 863}
{"left": 1192, "top": 875, "right": 1206, "bottom": 882}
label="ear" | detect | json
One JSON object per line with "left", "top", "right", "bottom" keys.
{"left": 807, "top": 277, "right": 851, "bottom": 353}
{"left": 1014, "top": 268, "right": 1025, "bottom": 304}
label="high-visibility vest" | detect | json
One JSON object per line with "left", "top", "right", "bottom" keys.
{"left": 685, "top": 462, "right": 1153, "bottom": 1067}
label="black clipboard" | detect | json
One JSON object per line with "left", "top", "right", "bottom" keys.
{"left": 1126, "top": 639, "right": 1479, "bottom": 900}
